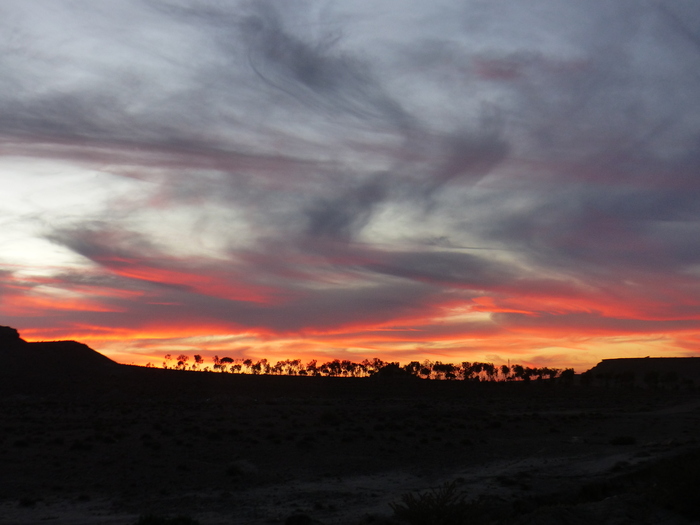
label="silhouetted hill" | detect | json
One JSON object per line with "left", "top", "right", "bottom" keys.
{"left": 0, "top": 325, "right": 122, "bottom": 396}
{"left": 0, "top": 325, "right": 24, "bottom": 344}
{"left": 8, "top": 340, "right": 118, "bottom": 370}
{"left": 585, "top": 357, "right": 700, "bottom": 387}
{"left": 4, "top": 325, "right": 699, "bottom": 400}
{"left": 0, "top": 325, "right": 462, "bottom": 399}
{"left": 0, "top": 326, "right": 544, "bottom": 402}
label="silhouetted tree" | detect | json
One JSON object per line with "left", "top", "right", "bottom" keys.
{"left": 511, "top": 364, "right": 525, "bottom": 381}
{"left": 432, "top": 362, "right": 456, "bottom": 380}
{"left": 288, "top": 359, "right": 302, "bottom": 375}
{"left": 375, "top": 362, "right": 413, "bottom": 379}
{"left": 542, "top": 367, "right": 560, "bottom": 381}
{"left": 250, "top": 359, "right": 269, "bottom": 375}
{"left": 219, "top": 357, "right": 234, "bottom": 373}
{"left": 403, "top": 361, "right": 422, "bottom": 377}
{"left": 176, "top": 354, "right": 189, "bottom": 370}
{"left": 559, "top": 368, "right": 575, "bottom": 385}
{"left": 500, "top": 364, "right": 511, "bottom": 381}
{"left": 322, "top": 359, "right": 342, "bottom": 377}
{"left": 356, "top": 361, "right": 368, "bottom": 377}
{"left": 271, "top": 361, "right": 284, "bottom": 375}
{"left": 362, "top": 358, "right": 386, "bottom": 376}
{"left": 523, "top": 367, "right": 537, "bottom": 382}
{"left": 151, "top": 352, "right": 573, "bottom": 387}
{"left": 340, "top": 360, "right": 356, "bottom": 377}
{"left": 469, "top": 362, "right": 485, "bottom": 381}
{"left": 305, "top": 359, "right": 319, "bottom": 376}
{"left": 482, "top": 363, "right": 496, "bottom": 381}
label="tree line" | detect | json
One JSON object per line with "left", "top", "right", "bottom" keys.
{"left": 151, "top": 354, "right": 575, "bottom": 382}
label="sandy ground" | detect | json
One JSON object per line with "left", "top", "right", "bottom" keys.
{"left": 1, "top": 376, "right": 699, "bottom": 524}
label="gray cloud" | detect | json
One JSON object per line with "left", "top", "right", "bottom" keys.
{"left": 304, "top": 175, "right": 389, "bottom": 241}
{"left": 242, "top": 6, "right": 407, "bottom": 124}
{"left": 366, "top": 250, "right": 510, "bottom": 289}
{"left": 3, "top": 0, "right": 700, "bottom": 367}
{"left": 37, "top": 220, "right": 443, "bottom": 334}
{"left": 494, "top": 311, "right": 700, "bottom": 335}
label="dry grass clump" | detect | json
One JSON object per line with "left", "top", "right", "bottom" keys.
{"left": 389, "top": 481, "right": 500, "bottom": 525}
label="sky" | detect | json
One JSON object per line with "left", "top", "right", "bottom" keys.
{"left": 2, "top": 0, "right": 700, "bottom": 372}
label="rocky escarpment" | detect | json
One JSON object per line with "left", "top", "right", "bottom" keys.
{"left": 584, "top": 357, "right": 700, "bottom": 388}
{"left": 0, "top": 325, "right": 121, "bottom": 395}
{"left": 0, "top": 325, "right": 25, "bottom": 346}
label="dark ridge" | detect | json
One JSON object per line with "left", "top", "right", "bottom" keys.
{"left": 584, "top": 357, "right": 700, "bottom": 387}
{"left": 0, "top": 326, "right": 551, "bottom": 401}
{"left": 0, "top": 325, "right": 24, "bottom": 344}
{"left": 0, "top": 325, "right": 122, "bottom": 397}
{"left": 3, "top": 325, "right": 699, "bottom": 400}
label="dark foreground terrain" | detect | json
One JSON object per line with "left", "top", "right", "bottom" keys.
{"left": 1, "top": 337, "right": 700, "bottom": 524}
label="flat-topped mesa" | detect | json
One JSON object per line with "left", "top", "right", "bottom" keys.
{"left": 0, "top": 325, "right": 26, "bottom": 346}
{"left": 0, "top": 326, "right": 121, "bottom": 396}
{"left": 585, "top": 357, "right": 700, "bottom": 387}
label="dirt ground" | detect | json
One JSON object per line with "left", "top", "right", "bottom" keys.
{"left": 1, "top": 369, "right": 700, "bottom": 524}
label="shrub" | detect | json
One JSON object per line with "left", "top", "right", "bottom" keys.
{"left": 390, "top": 481, "right": 472, "bottom": 525}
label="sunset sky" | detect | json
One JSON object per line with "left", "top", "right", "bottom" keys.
{"left": 2, "top": 0, "right": 700, "bottom": 372}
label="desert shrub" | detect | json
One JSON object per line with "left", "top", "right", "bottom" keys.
{"left": 390, "top": 486, "right": 508, "bottom": 525}
{"left": 390, "top": 481, "right": 472, "bottom": 525}
{"left": 134, "top": 515, "right": 200, "bottom": 525}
